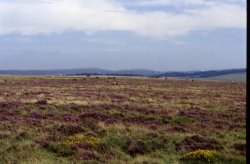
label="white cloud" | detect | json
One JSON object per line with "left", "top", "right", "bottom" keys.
{"left": 0, "top": 0, "right": 246, "bottom": 38}
{"left": 128, "top": 0, "right": 245, "bottom": 7}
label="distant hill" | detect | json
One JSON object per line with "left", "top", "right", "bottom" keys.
{"left": 154, "top": 68, "right": 246, "bottom": 78}
{"left": 0, "top": 68, "right": 246, "bottom": 80}
{"left": 115, "top": 69, "right": 162, "bottom": 76}
{"left": 0, "top": 68, "right": 163, "bottom": 76}
{"left": 0, "top": 68, "right": 113, "bottom": 75}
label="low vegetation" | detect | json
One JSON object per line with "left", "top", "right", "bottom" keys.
{"left": 0, "top": 76, "right": 246, "bottom": 163}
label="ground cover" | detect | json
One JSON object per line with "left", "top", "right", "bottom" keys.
{"left": 0, "top": 76, "right": 246, "bottom": 163}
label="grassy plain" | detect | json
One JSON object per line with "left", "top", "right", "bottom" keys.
{"left": 0, "top": 76, "right": 246, "bottom": 163}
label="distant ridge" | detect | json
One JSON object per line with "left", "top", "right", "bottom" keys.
{"left": 0, "top": 68, "right": 163, "bottom": 76}
{"left": 0, "top": 68, "right": 246, "bottom": 79}
{"left": 0, "top": 68, "right": 113, "bottom": 75}
{"left": 153, "top": 68, "right": 246, "bottom": 78}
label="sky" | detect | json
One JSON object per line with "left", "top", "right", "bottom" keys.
{"left": 0, "top": 0, "right": 246, "bottom": 71}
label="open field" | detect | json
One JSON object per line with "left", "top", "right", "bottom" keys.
{"left": 0, "top": 76, "right": 246, "bottom": 163}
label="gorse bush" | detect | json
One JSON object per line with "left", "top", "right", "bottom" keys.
{"left": 180, "top": 149, "right": 219, "bottom": 163}
{"left": 64, "top": 134, "right": 101, "bottom": 147}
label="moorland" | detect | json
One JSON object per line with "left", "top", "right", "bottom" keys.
{"left": 0, "top": 76, "right": 246, "bottom": 163}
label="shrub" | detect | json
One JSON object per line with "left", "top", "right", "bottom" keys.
{"left": 125, "top": 138, "right": 166, "bottom": 158}
{"left": 58, "top": 125, "right": 83, "bottom": 135}
{"left": 180, "top": 149, "right": 219, "bottom": 163}
{"left": 176, "top": 135, "right": 222, "bottom": 152}
{"left": 126, "top": 140, "right": 148, "bottom": 157}
{"left": 15, "top": 131, "right": 29, "bottom": 140}
{"left": 29, "top": 111, "right": 45, "bottom": 119}
{"left": 64, "top": 134, "right": 101, "bottom": 147}
{"left": 35, "top": 100, "right": 48, "bottom": 105}
{"left": 233, "top": 143, "right": 246, "bottom": 155}
{"left": 78, "top": 150, "right": 99, "bottom": 160}
{"left": 104, "top": 135, "right": 126, "bottom": 148}
{"left": 47, "top": 143, "right": 74, "bottom": 157}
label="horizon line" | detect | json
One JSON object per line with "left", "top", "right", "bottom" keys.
{"left": 0, "top": 67, "right": 246, "bottom": 73}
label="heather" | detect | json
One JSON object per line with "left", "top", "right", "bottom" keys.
{"left": 0, "top": 76, "right": 246, "bottom": 163}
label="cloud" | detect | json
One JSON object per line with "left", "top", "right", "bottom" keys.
{"left": 124, "top": 0, "right": 246, "bottom": 8}
{"left": 0, "top": 0, "right": 246, "bottom": 38}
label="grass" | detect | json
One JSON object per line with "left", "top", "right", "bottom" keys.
{"left": 0, "top": 75, "right": 246, "bottom": 163}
